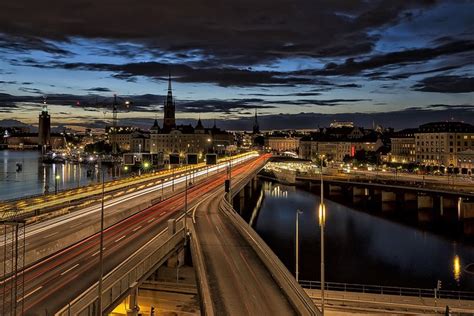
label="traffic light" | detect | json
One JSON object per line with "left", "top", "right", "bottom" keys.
{"left": 437, "top": 280, "right": 442, "bottom": 290}
{"left": 150, "top": 306, "right": 155, "bottom": 316}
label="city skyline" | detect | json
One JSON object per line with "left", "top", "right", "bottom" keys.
{"left": 0, "top": 0, "right": 473, "bottom": 131}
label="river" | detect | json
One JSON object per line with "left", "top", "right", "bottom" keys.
{"left": 250, "top": 180, "right": 474, "bottom": 292}
{"left": 0, "top": 150, "right": 116, "bottom": 201}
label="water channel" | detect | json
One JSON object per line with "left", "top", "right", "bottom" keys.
{"left": 247, "top": 180, "right": 474, "bottom": 292}
{"left": 0, "top": 150, "right": 116, "bottom": 201}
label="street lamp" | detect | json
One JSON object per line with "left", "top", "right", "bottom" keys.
{"left": 227, "top": 157, "right": 232, "bottom": 203}
{"left": 295, "top": 209, "right": 303, "bottom": 282}
{"left": 318, "top": 155, "right": 326, "bottom": 315}
{"left": 97, "top": 164, "right": 105, "bottom": 314}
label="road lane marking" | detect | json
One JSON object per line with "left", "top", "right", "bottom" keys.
{"left": 132, "top": 225, "right": 142, "bottom": 232}
{"left": 70, "top": 222, "right": 82, "bottom": 228}
{"left": 159, "top": 211, "right": 167, "bottom": 217}
{"left": 115, "top": 235, "right": 126, "bottom": 243}
{"left": 17, "top": 285, "right": 43, "bottom": 302}
{"left": 147, "top": 217, "right": 156, "bottom": 223}
{"left": 60, "top": 263, "right": 79, "bottom": 276}
{"left": 43, "top": 231, "right": 58, "bottom": 239}
{"left": 91, "top": 247, "right": 106, "bottom": 257}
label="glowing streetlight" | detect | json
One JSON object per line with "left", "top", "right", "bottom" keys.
{"left": 319, "top": 154, "right": 326, "bottom": 315}
{"left": 124, "top": 165, "right": 129, "bottom": 171}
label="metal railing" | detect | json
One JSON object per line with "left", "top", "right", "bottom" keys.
{"left": 299, "top": 280, "right": 474, "bottom": 301}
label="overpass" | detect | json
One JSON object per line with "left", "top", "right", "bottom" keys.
{"left": 1, "top": 152, "right": 319, "bottom": 315}
{"left": 190, "top": 154, "right": 318, "bottom": 315}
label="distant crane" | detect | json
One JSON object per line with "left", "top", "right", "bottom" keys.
{"left": 96, "top": 94, "right": 132, "bottom": 155}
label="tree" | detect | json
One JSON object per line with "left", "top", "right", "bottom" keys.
{"left": 84, "top": 140, "right": 113, "bottom": 154}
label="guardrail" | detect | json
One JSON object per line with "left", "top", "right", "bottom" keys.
{"left": 188, "top": 222, "right": 215, "bottom": 316}
{"left": 55, "top": 222, "right": 186, "bottom": 316}
{"left": 219, "top": 197, "right": 320, "bottom": 315}
{"left": 230, "top": 155, "right": 269, "bottom": 199}
{"left": 299, "top": 280, "right": 474, "bottom": 301}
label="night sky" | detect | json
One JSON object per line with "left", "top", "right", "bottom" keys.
{"left": 0, "top": 0, "right": 473, "bottom": 131}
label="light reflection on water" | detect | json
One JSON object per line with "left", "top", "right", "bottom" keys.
{"left": 252, "top": 181, "right": 474, "bottom": 291}
{"left": 0, "top": 150, "right": 115, "bottom": 200}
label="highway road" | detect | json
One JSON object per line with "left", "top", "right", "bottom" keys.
{"left": 0, "top": 153, "right": 255, "bottom": 267}
{"left": 0, "top": 155, "right": 240, "bottom": 219}
{"left": 0, "top": 153, "right": 262, "bottom": 315}
{"left": 192, "top": 154, "right": 297, "bottom": 315}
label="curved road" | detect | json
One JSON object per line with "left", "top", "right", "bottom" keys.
{"left": 193, "top": 155, "right": 297, "bottom": 315}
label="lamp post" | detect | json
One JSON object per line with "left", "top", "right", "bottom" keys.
{"left": 227, "top": 157, "right": 232, "bottom": 203}
{"left": 171, "top": 164, "right": 175, "bottom": 192}
{"left": 97, "top": 163, "right": 105, "bottom": 314}
{"left": 295, "top": 209, "right": 303, "bottom": 282}
{"left": 184, "top": 172, "right": 189, "bottom": 233}
{"left": 318, "top": 155, "right": 326, "bottom": 315}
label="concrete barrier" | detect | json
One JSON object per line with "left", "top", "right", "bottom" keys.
{"left": 189, "top": 223, "right": 215, "bottom": 316}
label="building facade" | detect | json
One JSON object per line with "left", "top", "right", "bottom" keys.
{"left": 264, "top": 136, "right": 300, "bottom": 153}
{"left": 415, "top": 122, "right": 474, "bottom": 167}
{"left": 388, "top": 128, "right": 416, "bottom": 164}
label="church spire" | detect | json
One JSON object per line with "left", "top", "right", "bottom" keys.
{"left": 163, "top": 70, "right": 176, "bottom": 132}
{"left": 253, "top": 108, "right": 260, "bottom": 134}
{"left": 168, "top": 70, "right": 172, "bottom": 92}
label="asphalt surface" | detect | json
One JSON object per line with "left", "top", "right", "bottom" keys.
{"left": 0, "top": 154, "right": 260, "bottom": 315}
{"left": 193, "top": 155, "right": 297, "bottom": 315}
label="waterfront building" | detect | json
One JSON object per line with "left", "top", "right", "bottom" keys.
{"left": 387, "top": 128, "right": 417, "bottom": 164}
{"left": 415, "top": 121, "right": 474, "bottom": 167}
{"left": 6, "top": 133, "right": 65, "bottom": 150}
{"left": 457, "top": 149, "right": 474, "bottom": 175}
{"left": 264, "top": 136, "right": 300, "bottom": 153}
{"left": 329, "top": 120, "right": 354, "bottom": 128}
{"left": 299, "top": 126, "right": 383, "bottom": 162}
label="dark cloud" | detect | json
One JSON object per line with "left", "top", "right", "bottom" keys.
{"left": 0, "top": 80, "right": 17, "bottom": 85}
{"left": 382, "top": 64, "right": 468, "bottom": 80}
{"left": 273, "top": 98, "right": 371, "bottom": 106}
{"left": 0, "top": 34, "right": 72, "bottom": 55}
{"left": 16, "top": 59, "right": 312, "bottom": 87}
{"left": 412, "top": 75, "right": 474, "bottom": 93}
{"left": 240, "top": 92, "right": 322, "bottom": 97}
{"left": 85, "top": 87, "right": 112, "bottom": 92}
{"left": 18, "top": 87, "right": 43, "bottom": 94}
{"left": 0, "top": 1, "right": 436, "bottom": 65}
{"left": 306, "top": 40, "right": 474, "bottom": 76}
{"left": 178, "top": 99, "right": 276, "bottom": 114}
{"left": 427, "top": 104, "right": 473, "bottom": 109}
